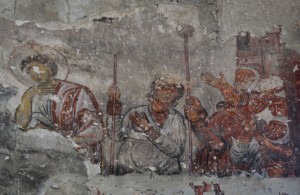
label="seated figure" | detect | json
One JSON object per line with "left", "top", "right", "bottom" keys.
{"left": 15, "top": 54, "right": 104, "bottom": 161}
{"left": 106, "top": 75, "right": 187, "bottom": 175}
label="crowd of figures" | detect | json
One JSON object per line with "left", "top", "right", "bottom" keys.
{"left": 14, "top": 53, "right": 295, "bottom": 178}
{"left": 186, "top": 69, "right": 294, "bottom": 177}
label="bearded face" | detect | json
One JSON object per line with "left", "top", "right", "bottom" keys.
{"left": 151, "top": 86, "right": 180, "bottom": 113}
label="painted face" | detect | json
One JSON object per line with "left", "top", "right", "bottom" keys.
{"left": 151, "top": 99, "right": 168, "bottom": 113}
{"left": 151, "top": 86, "right": 179, "bottom": 112}
{"left": 268, "top": 97, "right": 288, "bottom": 117}
{"left": 265, "top": 120, "right": 288, "bottom": 141}
{"left": 234, "top": 69, "right": 256, "bottom": 92}
{"left": 26, "top": 62, "right": 51, "bottom": 84}
{"left": 153, "top": 86, "right": 179, "bottom": 104}
{"left": 248, "top": 94, "right": 268, "bottom": 114}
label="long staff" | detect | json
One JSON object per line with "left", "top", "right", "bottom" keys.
{"left": 109, "top": 54, "right": 118, "bottom": 174}
{"left": 177, "top": 24, "right": 195, "bottom": 175}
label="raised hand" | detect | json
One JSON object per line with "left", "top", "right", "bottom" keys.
{"left": 129, "top": 112, "right": 151, "bottom": 132}
{"left": 23, "top": 85, "right": 56, "bottom": 98}
{"left": 37, "top": 85, "right": 57, "bottom": 95}
{"left": 201, "top": 72, "right": 227, "bottom": 89}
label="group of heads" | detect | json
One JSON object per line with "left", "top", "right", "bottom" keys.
{"left": 233, "top": 68, "right": 289, "bottom": 142}
{"left": 20, "top": 55, "right": 289, "bottom": 140}
{"left": 19, "top": 55, "right": 287, "bottom": 116}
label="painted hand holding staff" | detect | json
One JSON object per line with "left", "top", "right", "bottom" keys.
{"left": 105, "top": 75, "right": 187, "bottom": 175}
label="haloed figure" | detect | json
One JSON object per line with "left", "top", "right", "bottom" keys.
{"left": 15, "top": 55, "right": 104, "bottom": 162}
{"left": 107, "top": 75, "right": 187, "bottom": 175}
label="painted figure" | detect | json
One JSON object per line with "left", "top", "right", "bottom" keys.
{"left": 185, "top": 67, "right": 295, "bottom": 177}
{"left": 185, "top": 68, "right": 262, "bottom": 176}
{"left": 255, "top": 117, "right": 295, "bottom": 177}
{"left": 15, "top": 54, "right": 104, "bottom": 161}
{"left": 254, "top": 87, "right": 295, "bottom": 177}
{"left": 106, "top": 75, "right": 187, "bottom": 175}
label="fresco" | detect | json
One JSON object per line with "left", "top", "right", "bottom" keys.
{"left": 107, "top": 75, "right": 186, "bottom": 175}
{"left": 11, "top": 44, "right": 104, "bottom": 163}
{"left": 184, "top": 27, "right": 299, "bottom": 178}
{"left": 7, "top": 27, "right": 299, "bottom": 182}
{"left": 185, "top": 68, "right": 294, "bottom": 177}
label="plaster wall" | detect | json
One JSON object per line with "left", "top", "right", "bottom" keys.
{"left": 0, "top": 0, "right": 299, "bottom": 194}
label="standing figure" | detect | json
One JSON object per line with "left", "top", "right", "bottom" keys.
{"left": 15, "top": 54, "right": 104, "bottom": 161}
{"left": 106, "top": 75, "right": 187, "bottom": 175}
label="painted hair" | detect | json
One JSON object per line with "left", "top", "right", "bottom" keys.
{"left": 20, "top": 54, "right": 58, "bottom": 76}
{"left": 147, "top": 75, "right": 185, "bottom": 102}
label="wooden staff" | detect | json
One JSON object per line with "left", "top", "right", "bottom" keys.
{"left": 113, "top": 54, "right": 118, "bottom": 84}
{"left": 109, "top": 54, "right": 118, "bottom": 174}
{"left": 177, "top": 24, "right": 195, "bottom": 175}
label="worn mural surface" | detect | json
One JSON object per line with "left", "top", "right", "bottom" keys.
{"left": 0, "top": 1, "right": 300, "bottom": 194}
{"left": 7, "top": 28, "right": 300, "bottom": 179}
{"left": 1, "top": 30, "right": 299, "bottom": 195}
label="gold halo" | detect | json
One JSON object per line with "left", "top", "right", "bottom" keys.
{"left": 8, "top": 43, "right": 69, "bottom": 86}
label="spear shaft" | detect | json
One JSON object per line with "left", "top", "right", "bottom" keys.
{"left": 110, "top": 54, "right": 118, "bottom": 174}
{"left": 113, "top": 54, "right": 117, "bottom": 84}
{"left": 177, "top": 24, "right": 195, "bottom": 175}
{"left": 184, "top": 35, "right": 191, "bottom": 96}
{"left": 184, "top": 35, "right": 193, "bottom": 175}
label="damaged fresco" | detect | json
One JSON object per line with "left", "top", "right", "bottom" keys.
{"left": 185, "top": 27, "right": 299, "bottom": 178}
{"left": 5, "top": 27, "right": 299, "bottom": 179}
{"left": 9, "top": 27, "right": 299, "bottom": 179}
{"left": 0, "top": 1, "right": 300, "bottom": 194}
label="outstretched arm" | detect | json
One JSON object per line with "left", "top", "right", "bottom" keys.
{"left": 201, "top": 72, "right": 240, "bottom": 106}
